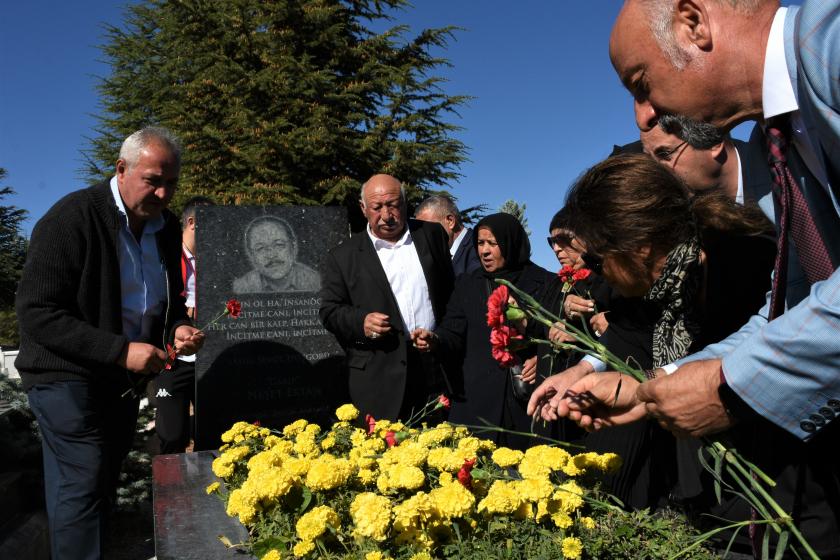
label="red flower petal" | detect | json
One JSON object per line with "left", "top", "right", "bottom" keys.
{"left": 486, "top": 285, "right": 509, "bottom": 328}
{"left": 226, "top": 299, "right": 242, "bottom": 319}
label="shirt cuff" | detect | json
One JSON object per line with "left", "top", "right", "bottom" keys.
{"left": 660, "top": 363, "right": 678, "bottom": 375}
{"left": 582, "top": 355, "right": 607, "bottom": 372}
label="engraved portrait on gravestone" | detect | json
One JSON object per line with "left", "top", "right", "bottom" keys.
{"left": 232, "top": 215, "right": 321, "bottom": 294}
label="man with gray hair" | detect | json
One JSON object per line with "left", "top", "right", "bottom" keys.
{"left": 320, "top": 174, "right": 454, "bottom": 421}
{"left": 415, "top": 195, "right": 481, "bottom": 278}
{"left": 16, "top": 126, "right": 204, "bottom": 559}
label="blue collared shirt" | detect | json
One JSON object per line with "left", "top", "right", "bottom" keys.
{"left": 109, "top": 176, "right": 167, "bottom": 342}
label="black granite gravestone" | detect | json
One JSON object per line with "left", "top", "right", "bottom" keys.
{"left": 193, "top": 206, "right": 349, "bottom": 450}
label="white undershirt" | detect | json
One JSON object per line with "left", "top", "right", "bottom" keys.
{"left": 367, "top": 225, "right": 436, "bottom": 334}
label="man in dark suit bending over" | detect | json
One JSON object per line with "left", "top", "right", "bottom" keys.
{"left": 319, "top": 174, "right": 454, "bottom": 421}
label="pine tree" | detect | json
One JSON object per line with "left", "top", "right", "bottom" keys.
{"left": 498, "top": 199, "right": 531, "bottom": 236}
{"left": 84, "top": 0, "right": 469, "bottom": 221}
{"left": 0, "top": 168, "right": 27, "bottom": 346}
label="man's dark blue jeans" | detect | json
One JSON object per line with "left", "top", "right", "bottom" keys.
{"left": 27, "top": 379, "right": 138, "bottom": 560}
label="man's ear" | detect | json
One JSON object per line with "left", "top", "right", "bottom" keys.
{"left": 709, "top": 140, "right": 726, "bottom": 160}
{"left": 116, "top": 159, "right": 127, "bottom": 180}
{"left": 675, "top": 0, "right": 713, "bottom": 51}
{"left": 187, "top": 215, "right": 197, "bottom": 230}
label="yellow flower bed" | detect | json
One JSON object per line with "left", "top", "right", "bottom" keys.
{"left": 209, "top": 403, "right": 623, "bottom": 559}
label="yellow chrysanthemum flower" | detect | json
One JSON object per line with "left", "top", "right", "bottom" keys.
{"left": 211, "top": 457, "right": 234, "bottom": 479}
{"left": 556, "top": 480, "right": 585, "bottom": 513}
{"left": 283, "top": 419, "right": 309, "bottom": 437}
{"left": 516, "top": 477, "right": 554, "bottom": 502}
{"left": 392, "top": 492, "right": 435, "bottom": 532}
{"left": 381, "top": 442, "right": 428, "bottom": 468}
{"left": 283, "top": 455, "right": 312, "bottom": 478}
{"left": 292, "top": 540, "right": 315, "bottom": 557}
{"left": 561, "top": 536, "right": 583, "bottom": 559}
{"left": 305, "top": 455, "right": 354, "bottom": 491}
{"left": 296, "top": 505, "right": 340, "bottom": 542}
{"left": 477, "top": 480, "right": 523, "bottom": 515}
{"left": 365, "top": 552, "right": 392, "bottom": 560}
{"left": 579, "top": 516, "right": 596, "bottom": 529}
{"left": 261, "top": 549, "right": 282, "bottom": 560}
{"left": 552, "top": 511, "right": 573, "bottom": 529}
{"left": 320, "top": 435, "right": 336, "bottom": 451}
{"left": 225, "top": 487, "right": 258, "bottom": 525}
{"left": 386, "top": 464, "right": 425, "bottom": 491}
{"left": 416, "top": 424, "right": 454, "bottom": 447}
{"left": 426, "top": 448, "right": 469, "bottom": 472}
{"left": 205, "top": 482, "right": 220, "bottom": 495}
{"left": 357, "top": 468, "right": 378, "bottom": 485}
{"left": 335, "top": 403, "right": 360, "bottom": 421}
{"left": 350, "top": 492, "right": 392, "bottom": 541}
{"left": 409, "top": 552, "right": 433, "bottom": 560}
{"left": 492, "top": 447, "right": 524, "bottom": 468}
{"left": 429, "top": 481, "right": 475, "bottom": 518}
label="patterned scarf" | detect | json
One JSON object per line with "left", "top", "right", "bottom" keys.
{"left": 644, "top": 237, "right": 702, "bottom": 368}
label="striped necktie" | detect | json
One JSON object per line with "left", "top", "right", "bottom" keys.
{"left": 765, "top": 117, "right": 834, "bottom": 319}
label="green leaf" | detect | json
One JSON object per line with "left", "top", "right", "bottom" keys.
{"left": 298, "top": 486, "right": 312, "bottom": 513}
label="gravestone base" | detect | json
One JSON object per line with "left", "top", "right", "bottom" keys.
{"left": 153, "top": 452, "right": 252, "bottom": 560}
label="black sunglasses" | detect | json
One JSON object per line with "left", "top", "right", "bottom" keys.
{"left": 581, "top": 252, "right": 603, "bottom": 275}
{"left": 547, "top": 233, "right": 575, "bottom": 249}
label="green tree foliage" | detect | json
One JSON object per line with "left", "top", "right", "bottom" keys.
{"left": 498, "top": 198, "right": 530, "bottom": 236}
{"left": 0, "top": 168, "right": 27, "bottom": 347}
{"left": 85, "top": 0, "right": 469, "bottom": 221}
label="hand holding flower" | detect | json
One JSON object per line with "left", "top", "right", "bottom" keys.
{"left": 527, "top": 361, "right": 593, "bottom": 420}
{"left": 561, "top": 373, "right": 646, "bottom": 431}
{"left": 173, "top": 324, "right": 205, "bottom": 356}
{"left": 564, "top": 294, "right": 596, "bottom": 319}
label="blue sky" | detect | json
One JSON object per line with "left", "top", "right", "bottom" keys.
{"left": 0, "top": 1, "right": 756, "bottom": 270}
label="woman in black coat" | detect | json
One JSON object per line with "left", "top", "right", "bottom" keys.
{"left": 412, "top": 213, "right": 554, "bottom": 449}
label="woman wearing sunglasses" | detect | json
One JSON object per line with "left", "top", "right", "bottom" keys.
{"left": 528, "top": 153, "right": 775, "bottom": 513}
{"left": 539, "top": 210, "right": 613, "bottom": 380}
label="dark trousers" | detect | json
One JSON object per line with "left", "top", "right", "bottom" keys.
{"left": 154, "top": 359, "right": 195, "bottom": 454}
{"left": 27, "top": 380, "right": 139, "bottom": 560}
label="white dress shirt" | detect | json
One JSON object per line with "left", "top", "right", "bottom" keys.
{"left": 763, "top": 7, "right": 829, "bottom": 193}
{"left": 367, "top": 225, "right": 436, "bottom": 334}
{"left": 180, "top": 245, "right": 197, "bottom": 363}
{"left": 109, "top": 176, "right": 167, "bottom": 343}
{"left": 449, "top": 227, "right": 467, "bottom": 259}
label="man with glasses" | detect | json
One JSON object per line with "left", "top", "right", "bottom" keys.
{"left": 642, "top": 113, "right": 772, "bottom": 205}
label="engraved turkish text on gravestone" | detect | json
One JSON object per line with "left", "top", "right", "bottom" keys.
{"left": 194, "top": 206, "right": 348, "bottom": 450}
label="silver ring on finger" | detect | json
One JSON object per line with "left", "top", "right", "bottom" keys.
{"left": 370, "top": 331, "right": 380, "bottom": 339}
{"left": 594, "top": 329, "right": 602, "bottom": 337}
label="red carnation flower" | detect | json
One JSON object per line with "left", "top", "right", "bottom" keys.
{"left": 365, "top": 414, "right": 377, "bottom": 435}
{"left": 225, "top": 299, "right": 242, "bottom": 319}
{"left": 486, "top": 285, "right": 509, "bottom": 328}
{"left": 385, "top": 430, "right": 398, "bottom": 448}
{"left": 573, "top": 268, "right": 592, "bottom": 282}
{"left": 436, "top": 394, "right": 451, "bottom": 410}
{"left": 457, "top": 458, "right": 477, "bottom": 489}
{"left": 557, "top": 265, "right": 576, "bottom": 284}
{"left": 164, "top": 343, "right": 176, "bottom": 370}
{"left": 490, "top": 325, "right": 522, "bottom": 367}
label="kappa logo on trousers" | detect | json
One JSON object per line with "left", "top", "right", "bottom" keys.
{"left": 156, "top": 388, "right": 172, "bottom": 398}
